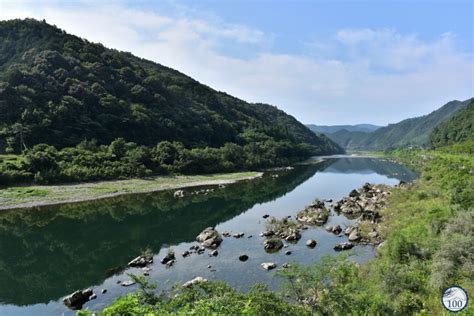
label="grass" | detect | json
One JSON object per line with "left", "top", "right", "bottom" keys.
{"left": 0, "top": 171, "right": 261, "bottom": 210}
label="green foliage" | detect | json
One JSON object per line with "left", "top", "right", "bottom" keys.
{"left": 100, "top": 281, "right": 308, "bottom": 315}
{"left": 0, "top": 19, "right": 342, "bottom": 157}
{"left": 430, "top": 100, "right": 474, "bottom": 152}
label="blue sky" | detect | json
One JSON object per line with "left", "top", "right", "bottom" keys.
{"left": 0, "top": 0, "right": 473, "bottom": 125}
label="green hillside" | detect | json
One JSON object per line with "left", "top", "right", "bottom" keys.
{"left": 321, "top": 99, "right": 472, "bottom": 151}
{"left": 430, "top": 99, "right": 474, "bottom": 152}
{"left": 0, "top": 19, "right": 341, "bottom": 154}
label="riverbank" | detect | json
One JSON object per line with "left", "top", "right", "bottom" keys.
{"left": 0, "top": 171, "right": 262, "bottom": 211}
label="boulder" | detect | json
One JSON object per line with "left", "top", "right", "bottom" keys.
{"left": 174, "top": 190, "right": 185, "bottom": 198}
{"left": 262, "top": 214, "right": 270, "bottom": 219}
{"left": 349, "top": 189, "right": 360, "bottom": 197}
{"left": 239, "top": 254, "right": 249, "bottom": 262}
{"left": 306, "top": 239, "right": 317, "bottom": 248}
{"left": 233, "top": 232, "right": 245, "bottom": 238}
{"left": 196, "top": 227, "right": 223, "bottom": 249}
{"left": 334, "top": 242, "right": 354, "bottom": 251}
{"left": 101, "top": 289, "right": 107, "bottom": 294}
{"left": 121, "top": 280, "right": 136, "bottom": 287}
{"left": 296, "top": 200, "right": 329, "bottom": 225}
{"left": 285, "top": 230, "right": 301, "bottom": 242}
{"left": 344, "top": 225, "right": 355, "bottom": 235}
{"left": 348, "top": 229, "right": 360, "bottom": 242}
{"left": 183, "top": 276, "right": 208, "bottom": 288}
{"left": 160, "top": 251, "right": 176, "bottom": 264}
{"left": 209, "top": 250, "right": 218, "bottom": 257}
{"left": 261, "top": 262, "right": 277, "bottom": 271}
{"left": 285, "top": 250, "right": 292, "bottom": 255}
{"left": 263, "top": 238, "right": 284, "bottom": 251}
{"left": 182, "top": 250, "right": 191, "bottom": 257}
{"left": 326, "top": 224, "right": 342, "bottom": 235}
{"left": 63, "top": 288, "right": 93, "bottom": 309}
{"left": 128, "top": 255, "right": 153, "bottom": 267}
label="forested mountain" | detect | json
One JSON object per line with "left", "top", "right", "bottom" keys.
{"left": 0, "top": 19, "right": 341, "bottom": 154}
{"left": 306, "top": 124, "right": 381, "bottom": 134}
{"left": 318, "top": 99, "right": 472, "bottom": 151}
{"left": 430, "top": 99, "right": 473, "bottom": 149}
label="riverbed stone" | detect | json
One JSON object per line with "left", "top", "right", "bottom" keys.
{"left": 183, "top": 276, "right": 208, "bottom": 288}
{"left": 63, "top": 288, "right": 93, "bottom": 309}
{"left": 261, "top": 262, "right": 277, "bottom": 270}
{"left": 306, "top": 239, "right": 317, "bottom": 248}
{"left": 196, "top": 227, "right": 223, "bottom": 249}
{"left": 239, "top": 254, "right": 249, "bottom": 262}
{"left": 263, "top": 238, "right": 284, "bottom": 251}
{"left": 128, "top": 255, "right": 153, "bottom": 267}
{"left": 334, "top": 242, "right": 354, "bottom": 251}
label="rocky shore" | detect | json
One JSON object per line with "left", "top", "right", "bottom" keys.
{"left": 62, "top": 180, "right": 404, "bottom": 310}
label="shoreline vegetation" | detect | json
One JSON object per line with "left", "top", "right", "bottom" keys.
{"left": 81, "top": 149, "right": 472, "bottom": 315}
{"left": 0, "top": 171, "right": 262, "bottom": 211}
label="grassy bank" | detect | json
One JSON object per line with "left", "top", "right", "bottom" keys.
{"left": 88, "top": 150, "right": 472, "bottom": 315}
{"left": 0, "top": 171, "right": 261, "bottom": 210}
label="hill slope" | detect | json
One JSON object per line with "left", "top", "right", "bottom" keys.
{"left": 306, "top": 124, "right": 381, "bottom": 134}
{"left": 322, "top": 99, "right": 472, "bottom": 151}
{"left": 430, "top": 99, "right": 474, "bottom": 150}
{"left": 0, "top": 19, "right": 342, "bottom": 155}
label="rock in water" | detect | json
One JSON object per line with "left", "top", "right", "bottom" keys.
{"left": 261, "top": 262, "right": 277, "bottom": 270}
{"left": 209, "top": 250, "right": 218, "bottom": 257}
{"left": 160, "top": 251, "right": 176, "bottom": 264}
{"left": 128, "top": 255, "right": 153, "bottom": 267}
{"left": 63, "top": 288, "right": 93, "bottom": 309}
{"left": 183, "top": 276, "right": 208, "bottom": 288}
{"left": 239, "top": 254, "right": 249, "bottom": 262}
{"left": 121, "top": 280, "right": 136, "bottom": 287}
{"left": 334, "top": 242, "right": 354, "bottom": 251}
{"left": 263, "top": 238, "right": 284, "bottom": 251}
{"left": 196, "top": 227, "right": 223, "bottom": 249}
{"left": 296, "top": 199, "right": 329, "bottom": 225}
{"left": 306, "top": 239, "right": 317, "bottom": 248}
{"left": 348, "top": 229, "right": 360, "bottom": 242}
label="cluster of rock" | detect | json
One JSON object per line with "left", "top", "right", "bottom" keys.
{"left": 296, "top": 199, "right": 329, "bottom": 225}
{"left": 332, "top": 183, "right": 390, "bottom": 222}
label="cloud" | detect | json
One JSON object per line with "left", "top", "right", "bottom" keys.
{"left": 0, "top": 1, "right": 472, "bottom": 125}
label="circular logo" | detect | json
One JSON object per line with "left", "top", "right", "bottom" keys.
{"left": 442, "top": 286, "right": 468, "bottom": 312}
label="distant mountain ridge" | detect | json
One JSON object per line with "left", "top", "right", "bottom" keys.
{"left": 308, "top": 99, "right": 472, "bottom": 151}
{"left": 306, "top": 124, "right": 381, "bottom": 134}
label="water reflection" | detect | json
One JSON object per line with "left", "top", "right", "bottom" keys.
{"left": 0, "top": 157, "right": 416, "bottom": 314}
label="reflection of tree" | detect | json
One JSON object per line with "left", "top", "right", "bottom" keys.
{"left": 321, "top": 158, "right": 418, "bottom": 182}
{"left": 0, "top": 163, "right": 325, "bottom": 306}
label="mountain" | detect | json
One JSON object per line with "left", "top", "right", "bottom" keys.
{"left": 320, "top": 99, "right": 472, "bottom": 151}
{"left": 0, "top": 19, "right": 342, "bottom": 155}
{"left": 430, "top": 99, "right": 474, "bottom": 149}
{"left": 306, "top": 124, "right": 381, "bottom": 134}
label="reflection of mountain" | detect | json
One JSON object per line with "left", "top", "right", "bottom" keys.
{"left": 321, "top": 158, "right": 418, "bottom": 182}
{"left": 0, "top": 163, "right": 325, "bottom": 306}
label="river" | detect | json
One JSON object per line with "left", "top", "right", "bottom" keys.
{"left": 0, "top": 157, "right": 417, "bottom": 315}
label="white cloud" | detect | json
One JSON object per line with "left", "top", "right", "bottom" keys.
{"left": 0, "top": 1, "right": 472, "bottom": 125}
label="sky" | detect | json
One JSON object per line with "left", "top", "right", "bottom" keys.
{"left": 0, "top": 0, "right": 473, "bottom": 125}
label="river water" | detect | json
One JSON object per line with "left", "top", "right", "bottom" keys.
{"left": 0, "top": 157, "right": 417, "bottom": 315}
